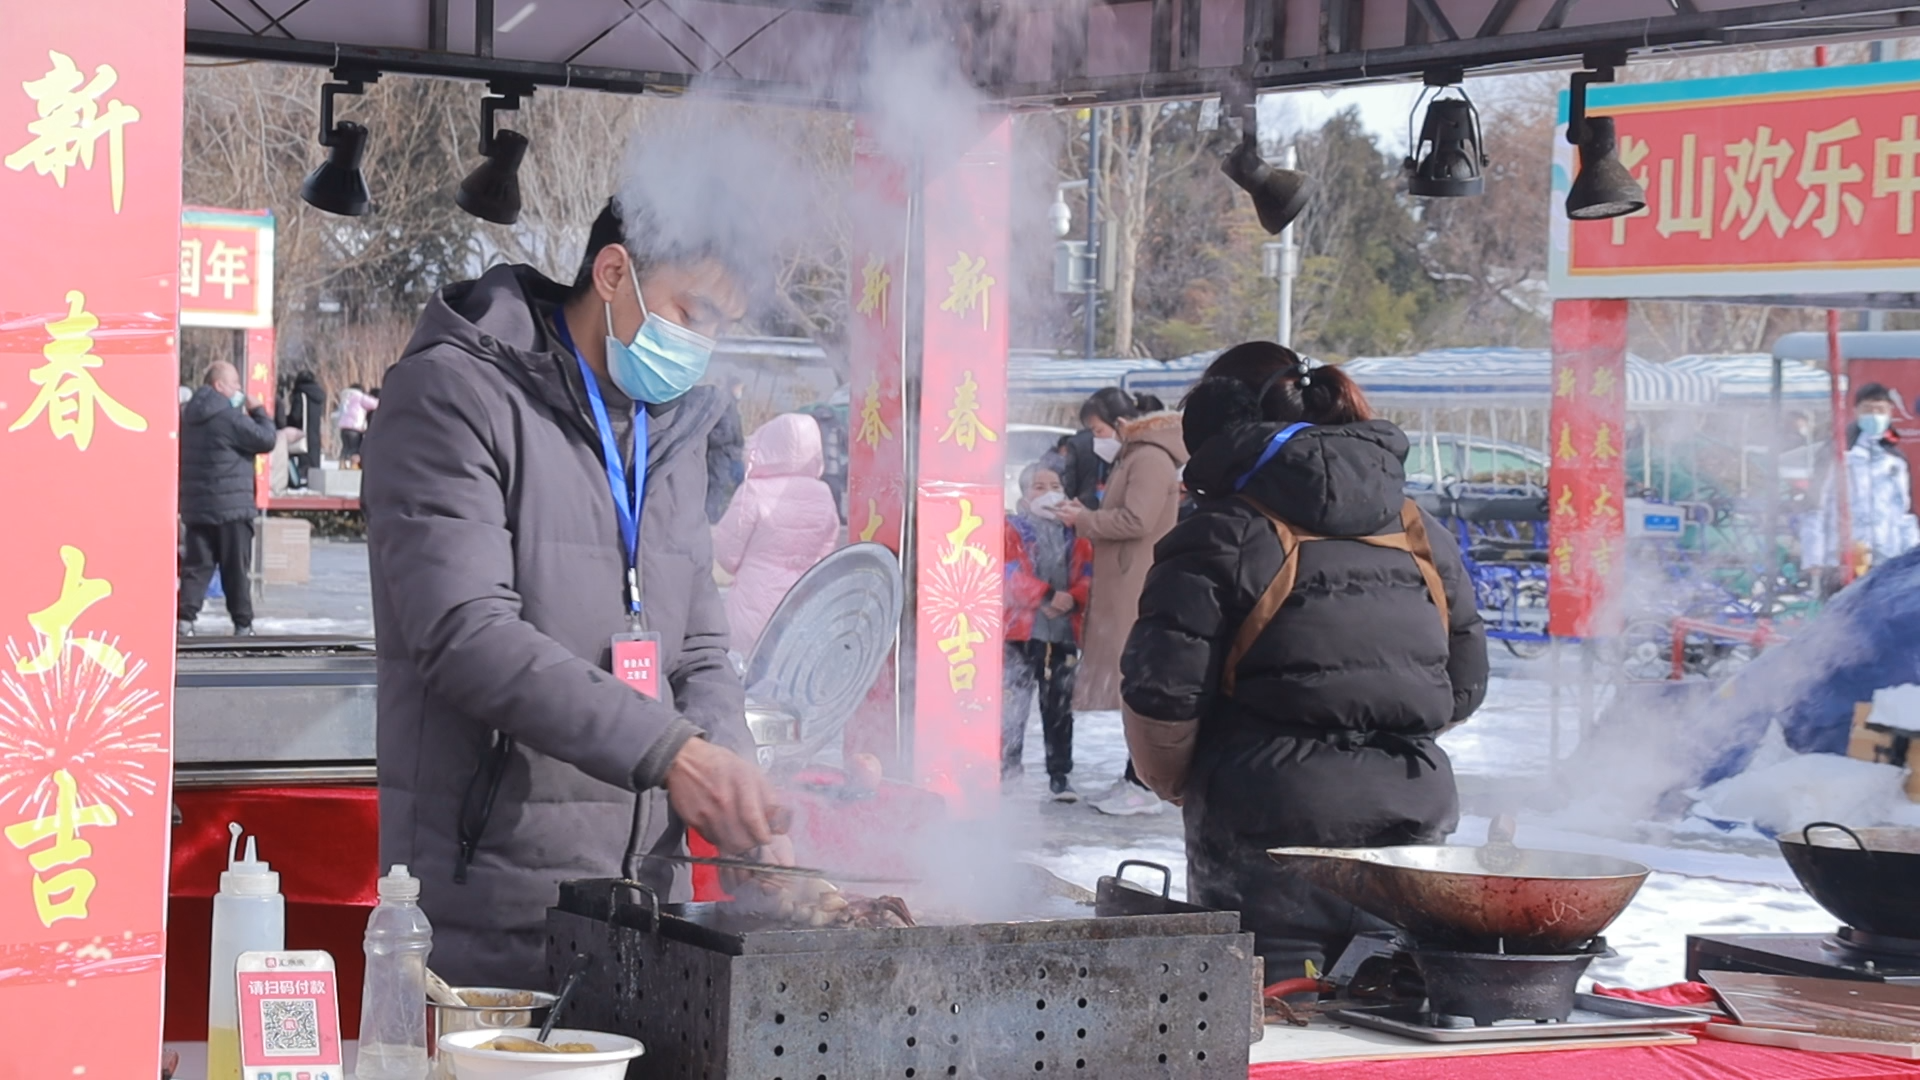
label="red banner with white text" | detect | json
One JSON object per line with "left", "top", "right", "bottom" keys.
{"left": 0, "top": 6, "right": 185, "bottom": 1078}
{"left": 1551, "top": 60, "right": 1920, "bottom": 298}
{"left": 914, "top": 117, "right": 1011, "bottom": 816}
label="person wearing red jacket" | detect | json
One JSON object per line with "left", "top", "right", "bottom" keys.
{"left": 1003, "top": 460, "right": 1095, "bottom": 801}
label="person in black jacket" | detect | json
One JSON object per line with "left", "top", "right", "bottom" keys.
{"left": 178, "top": 361, "right": 279, "bottom": 635}
{"left": 1119, "top": 343, "right": 1489, "bottom": 977}
{"left": 281, "top": 369, "right": 327, "bottom": 489}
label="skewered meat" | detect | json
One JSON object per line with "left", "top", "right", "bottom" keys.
{"left": 728, "top": 875, "right": 915, "bottom": 928}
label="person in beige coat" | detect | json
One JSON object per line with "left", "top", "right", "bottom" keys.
{"left": 1056, "top": 402, "right": 1188, "bottom": 814}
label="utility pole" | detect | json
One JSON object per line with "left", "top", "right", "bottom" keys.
{"left": 1084, "top": 109, "right": 1100, "bottom": 360}
{"left": 1261, "top": 145, "right": 1299, "bottom": 347}
{"left": 1276, "top": 144, "right": 1297, "bottom": 348}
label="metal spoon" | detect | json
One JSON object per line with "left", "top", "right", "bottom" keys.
{"left": 537, "top": 953, "right": 591, "bottom": 1044}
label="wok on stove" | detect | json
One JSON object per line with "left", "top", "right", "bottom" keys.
{"left": 1778, "top": 823, "right": 1920, "bottom": 939}
{"left": 1268, "top": 844, "right": 1650, "bottom": 951}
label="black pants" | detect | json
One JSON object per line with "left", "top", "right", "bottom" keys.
{"left": 178, "top": 519, "right": 256, "bottom": 628}
{"left": 1001, "top": 639, "right": 1078, "bottom": 778}
{"left": 1184, "top": 722, "right": 1457, "bottom": 977}
{"left": 340, "top": 429, "right": 364, "bottom": 461}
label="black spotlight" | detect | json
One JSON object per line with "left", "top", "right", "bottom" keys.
{"left": 457, "top": 84, "right": 533, "bottom": 225}
{"left": 1404, "top": 74, "right": 1487, "bottom": 198}
{"left": 1222, "top": 130, "right": 1312, "bottom": 235}
{"left": 300, "top": 72, "right": 377, "bottom": 217}
{"left": 1564, "top": 55, "right": 1647, "bottom": 221}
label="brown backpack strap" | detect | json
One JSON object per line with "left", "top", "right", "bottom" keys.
{"left": 1221, "top": 498, "right": 1450, "bottom": 698}
{"left": 1398, "top": 499, "right": 1452, "bottom": 633}
{"left": 1223, "top": 497, "right": 1311, "bottom": 696}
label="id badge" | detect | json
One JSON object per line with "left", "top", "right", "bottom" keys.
{"left": 613, "top": 631, "right": 663, "bottom": 700}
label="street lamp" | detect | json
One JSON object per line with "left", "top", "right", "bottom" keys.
{"left": 1049, "top": 177, "right": 1098, "bottom": 358}
{"left": 1048, "top": 185, "right": 1075, "bottom": 238}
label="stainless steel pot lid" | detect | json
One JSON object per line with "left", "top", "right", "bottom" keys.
{"left": 743, "top": 542, "right": 902, "bottom": 759}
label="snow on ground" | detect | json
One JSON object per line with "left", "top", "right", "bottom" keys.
{"left": 1001, "top": 673, "right": 1853, "bottom": 989}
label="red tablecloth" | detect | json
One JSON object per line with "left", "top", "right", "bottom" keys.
{"left": 167, "top": 786, "right": 381, "bottom": 1041}
{"left": 1250, "top": 1038, "right": 1920, "bottom": 1080}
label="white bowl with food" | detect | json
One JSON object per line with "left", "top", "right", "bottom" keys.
{"left": 436, "top": 1027, "right": 643, "bottom": 1079}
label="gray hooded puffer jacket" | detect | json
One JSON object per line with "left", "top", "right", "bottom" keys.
{"left": 362, "top": 264, "right": 750, "bottom": 989}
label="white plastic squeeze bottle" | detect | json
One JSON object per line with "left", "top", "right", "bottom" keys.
{"left": 358, "top": 864, "right": 434, "bottom": 1080}
{"left": 207, "top": 823, "right": 285, "bottom": 1080}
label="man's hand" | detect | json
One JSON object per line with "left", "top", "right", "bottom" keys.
{"left": 664, "top": 737, "right": 781, "bottom": 854}
{"left": 1046, "top": 590, "right": 1076, "bottom": 616}
{"left": 719, "top": 834, "right": 797, "bottom": 896}
{"left": 248, "top": 394, "right": 267, "bottom": 411}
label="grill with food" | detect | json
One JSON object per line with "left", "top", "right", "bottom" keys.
{"left": 543, "top": 877, "right": 1257, "bottom": 1078}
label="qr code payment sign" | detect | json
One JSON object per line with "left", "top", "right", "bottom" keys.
{"left": 260, "top": 997, "right": 320, "bottom": 1056}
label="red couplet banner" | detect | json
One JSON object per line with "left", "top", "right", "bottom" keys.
{"left": 844, "top": 122, "right": 911, "bottom": 765}
{"left": 0, "top": 4, "right": 186, "bottom": 1078}
{"left": 247, "top": 327, "right": 275, "bottom": 508}
{"left": 1545, "top": 300, "right": 1629, "bottom": 639}
{"left": 913, "top": 116, "right": 1011, "bottom": 816}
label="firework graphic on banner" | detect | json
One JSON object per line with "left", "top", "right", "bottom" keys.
{"left": 0, "top": 638, "right": 166, "bottom": 821}
{"left": 920, "top": 554, "right": 1002, "bottom": 643}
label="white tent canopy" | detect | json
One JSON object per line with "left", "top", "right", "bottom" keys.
{"left": 1341, "top": 348, "right": 1719, "bottom": 411}
{"left": 1668, "top": 353, "right": 1833, "bottom": 403}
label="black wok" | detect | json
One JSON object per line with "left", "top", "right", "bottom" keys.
{"left": 1778, "top": 823, "right": 1920, "bottom": 939}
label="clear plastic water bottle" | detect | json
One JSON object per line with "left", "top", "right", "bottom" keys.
{"left": 358, "top": 864, "right": 433, "bottom": 1080}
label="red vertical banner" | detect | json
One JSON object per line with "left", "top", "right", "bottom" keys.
{"left": 844, "top": 122, "right": 911, "bottom": 766}
{"left": 1546, "top": 299, "right": 1629, "bottom": 639}
{"left": 0, "top": 5, "right": 185, "bottom": 1078}
{"left": 914, "top": 116, "right": 1011, "bottom": 816}
{"left": 246, "top": 327, "right": 276, "bottom": 508}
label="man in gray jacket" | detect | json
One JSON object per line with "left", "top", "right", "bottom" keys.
{"left": 363, "top": 201, "right": 781, "bottom": 988}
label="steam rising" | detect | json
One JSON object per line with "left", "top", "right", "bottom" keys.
{"left": 615, "top": 105, "right": 825, "bottom": 286}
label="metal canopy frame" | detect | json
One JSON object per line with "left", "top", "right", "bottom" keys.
{"left": 186, "top": 0, "right": 1920, "bottom": 108}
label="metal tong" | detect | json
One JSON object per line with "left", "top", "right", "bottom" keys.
{"left": 633, "top": 849, "right": 918, "bottom": 886}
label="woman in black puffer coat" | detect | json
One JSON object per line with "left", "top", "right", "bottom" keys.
{"left": 1119, "top": 343, "right": 1488, "bottom": 978}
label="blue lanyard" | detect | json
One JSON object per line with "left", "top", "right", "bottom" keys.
{"left": 1233, "top": 423, "right": 1310, "bottom": 492}
{"left": 553, "top": 314, "right": 646, "bottom": 616}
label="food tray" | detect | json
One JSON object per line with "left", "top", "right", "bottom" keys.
{"left": 1325, "top": 993, "right": 1705, "bottom": 1043}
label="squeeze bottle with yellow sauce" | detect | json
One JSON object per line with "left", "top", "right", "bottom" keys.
{"left": 207, "top": 823, "right": 285, "bottom": 1080}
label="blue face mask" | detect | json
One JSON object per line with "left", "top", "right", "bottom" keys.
{"left": 228, "top": 391, "right": 246, "bottom": 408}
{"left": 1859, "top": 412, "right": 1893, "bottom": 440}
{"left": 605, "top": 262, "right": 718, "bottom": 404}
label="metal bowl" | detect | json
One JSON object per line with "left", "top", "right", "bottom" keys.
{"left": 428, "top": 988, "right": 557, "bottom": 1079}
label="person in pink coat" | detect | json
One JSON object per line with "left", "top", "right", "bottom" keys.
{"left": 714, "top": 411, "right": 844, "bottom": 653}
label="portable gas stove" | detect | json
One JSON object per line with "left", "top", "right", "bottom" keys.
{"left": 1316, "top": 932, "right": 1703, "bottom": 1042}
{"left": 1688, "top": 928, "right": 1920, "bottom": 986}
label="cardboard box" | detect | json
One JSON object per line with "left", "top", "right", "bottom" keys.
{"left": 262, "top": 516, "right": 311, "bottom": 585}
{"left": 1846, "top": 701, "right": 1920, "bottom": 802}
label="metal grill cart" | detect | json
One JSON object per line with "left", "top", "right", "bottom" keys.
{"left": 545, "top": 878, "right": 1258, "bottom": 1079}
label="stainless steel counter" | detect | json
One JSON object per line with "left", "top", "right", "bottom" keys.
{"left": 173, "top": 635, "right": 377, "bottom": 786}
